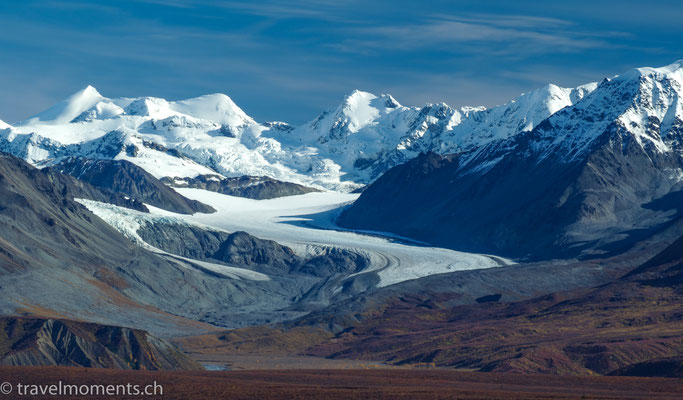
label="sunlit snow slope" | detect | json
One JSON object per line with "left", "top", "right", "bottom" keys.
{"left": 1, "top": 78, "right": 599, "bottom": 190}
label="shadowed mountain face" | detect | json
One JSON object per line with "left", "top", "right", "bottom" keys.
{"left": 0, "top": 153, "right": 327, "bottom": 334}
{"left": 46, "top": 157, "right": 214, "bottom": 214}
{"left": 213, "top": 231, "right": 298, "bottom": 273}
{"left": 161, "top": 175, "right": 320, "bottom": 200}
{"left": 0, "top": 153, "right": 143, "bottom": 275}
{"left": 339, "top": 138, "right": 683, "bottom": 260}
{"left": 42, "top": 165, "right": 149, "bottom": 212}
{"left": 213, "top": 231, "right": 368, "bottom": 277}
{"left": 0, "top": 317, "right": 201, "bottom": 370}
{"left": 136, "top": 222, "right": 370, "bottom": 278}
{"left": 339, "top": 66, "right": 683, "bottom": 260}
{"left": 136, "top": 220, "right": 230, "bottom": 260}
{"left": 624, "top": 233, "right": 683, "bottom": 285}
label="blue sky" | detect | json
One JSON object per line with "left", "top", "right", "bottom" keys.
{"left": 0, "top": 0, "right": 681, "bottom": 124}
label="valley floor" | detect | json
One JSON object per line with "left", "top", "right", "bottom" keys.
{"left": 187, "top": 353, "right": 403, "bottom": 371}
{"left": 0, "top": 366, "right": 681, "bottom": 400}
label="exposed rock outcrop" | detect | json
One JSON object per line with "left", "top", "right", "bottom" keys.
{"left": 136, "top": 222, "right": 369, "bottom": 278}
{"left": 0, "top": 317, "right": 201, "bottom": 370}
{"left": 137, "top": 221, "right": 229, "bottom": 260}
{"left": 161, "top": 174, "right": 320, "bottom": 200}
{"left": 213, "top": 231, "right": 298, "bottom": 273}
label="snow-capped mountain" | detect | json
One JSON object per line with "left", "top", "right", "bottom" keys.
{"left": 2, "top": 60, "right": 678, "bottom": 193}
{"left": 3, "top": 86, "right": 349, "bottom": 189}
{"left": 452, "top": 59, "right": 683, "bottom": 175}
{"left": 0, "top": 74, "right": 602, "bottom": 190}
{"left": 20, "top": 85, "right": 105, "bottom": 125}
{"left": 532, "top": 60, "right": 683, "bottom": 161}
{"left": 266, "top": 83, "right": 597, "bottom": 181}
{"left": 339, "top": 60, "right": 683, "bottom": 259}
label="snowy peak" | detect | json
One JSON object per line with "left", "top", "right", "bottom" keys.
{"left": 276, "top": 80, "right": 600, "bottom": 182}
{"left": 124, "top": 97, "right": 174, "bottom": 118}
{"left": 18, "top": 87, "right": 256, "bottom": 130}
{"left": 170, "top": 93, "right": 255, "bottom": 127}
{"left": 3, "top": 60, "right": 683, "bottom": 191}
{"left": 338, "top": 90, "right": 382, "bottom": 133}
{"left": 404, "top": 81, "right": 597, "bottom": 158}
{"left": 619, "top": 59, "right": 683, "bottom": 82}
{"left": 375, "top": 93, "right": 401, "bottom": 109}
{"left": 305, "top": 90, "right": 404, "bottom": 142}
{"left": 72, "top": 100, "right": 124, "bottom": 122}
{"left": 340, "top": 90, "right": 401, "bottom": 121}
{"left": 522, "top": 84, "right": 572, "bottom": 114}
{"left": 492, "top": 83, "right": 581, "bottom": 132}
{"left": 513, "top": 60, "right": 683, "bottom": 164}
{"left": 662, "top": 59, "right": 683, "bottom": 70}
{"left": 619, "top": 62, "right": 683, "bottom": 152}
{"left": 83, "top": 85, "right": 101, "bottom": 96}
{"left": 20, "top": 85, "right": 104, "bottom": 125}
{"left": 498, "top": 82, "right": 599, "bottom": 129}
{"left": 0, "top": 119, "right": 11, "bottom": 129}
{"left": 570, "top": 82, "right": 599, "bottom": 103}
{"left": 119, "top": 93, "right": 256, "bottom": 131}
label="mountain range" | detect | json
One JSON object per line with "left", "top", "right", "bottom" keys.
{"left": 340, "top": 60, "right": 683, "bottom": 259}
{"left": 0, "top": 67, "right": 601, "bottom": 191}
{"left": 1, "top": 60, "right": 683, "bottom": 377}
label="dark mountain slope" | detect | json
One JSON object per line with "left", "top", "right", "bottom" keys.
{"left": 42, "top": 167, "right": 149, "bottom": 212}
{"left": 0, "top": 317, "right": 201, "bottom": 370}
{"left": 46, "top": 157, "right": 214, "bottom": 214}
{"left": 161, "top": 174, "right": 320, "bottom": 199}
{"left": 0, "top": 153, "right": 318, "bottom": 334}
{"left": 136, "top": 221, "right": 370, "bottom": 278}
{"left": 339, "top": 67, "right": 683, "bottom": 260}
{"left": 624, "top": 233, "right": 683, "bottom": 284}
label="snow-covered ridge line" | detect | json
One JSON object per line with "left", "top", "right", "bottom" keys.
{"left": 3, "top": 60, "right": 682, "bottom": 190}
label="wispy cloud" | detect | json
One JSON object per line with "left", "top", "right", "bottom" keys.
{"left": 332, "top": 13, "right": 615, "bottom": 57}
{"left": 0, "top": 1, "right": 680, "bottom": 124}
{"left": 135, "top": 0, "right": 360, "bottom": 21}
